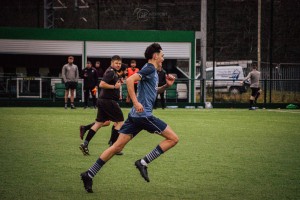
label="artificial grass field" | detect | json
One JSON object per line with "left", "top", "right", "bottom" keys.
{"left": 0, "top": 107, "right": 299, "bottom": 200}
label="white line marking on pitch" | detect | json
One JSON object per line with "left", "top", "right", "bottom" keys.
{"left": 267, "top": 109, "right": 300, "bottom": 114}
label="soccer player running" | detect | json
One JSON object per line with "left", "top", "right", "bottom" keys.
{"left": 79, "top": 55, "right": 124, "bottom": 156}
{"left": 79, "top": 64, "right": 127, "bottom": 155}
{"left": 80, "top": 43, "right": 179, "bottom": 193}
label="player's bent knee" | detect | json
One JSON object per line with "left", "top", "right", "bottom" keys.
{"left": 162, "top": 127, "right": 179, "bottom": 146}
{"left": 112, "top": 144, "right": 124, "bottom": 153}
{"left": 167, "top": 133, "right": 179, "bottom": 147}
{"left": 172, "top": 135, "right": 179, "bottom": 146}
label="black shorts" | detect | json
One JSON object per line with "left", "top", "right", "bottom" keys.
{"left": 65, "top": 82, "right": 77, "bottom": 90}
{"left": 251, "top": 87, "right": 260, "bottom": 97}
{"left": 96, "top": 99, "right": 124, "bottom": 123}
{"left": 119, "top": 115, "right": 167, "bottom": 138}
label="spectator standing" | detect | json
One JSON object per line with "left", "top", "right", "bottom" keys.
{"left": 126, "top": 60, "right": 139, "bottom": 103}
{"left": 94, "top": 61, "right": 105, "bottom": 78}
{"left": 154, "top": 66, "right": 166, "bottom": 109}
{"left": 62, "top": 56, "right": 79, "bottom": 109}
{"left": 94, "top": 61, "right": 106, "bottom": 97}
{"left": 81, "top": 61, "right": 98, "bottom": 109}
{"left": 242, "top": 64, "right": 261, "bottom": 110}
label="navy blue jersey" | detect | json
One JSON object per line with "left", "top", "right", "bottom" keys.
{"left": 129, "top": 63, "right": 158, "bottom": 117}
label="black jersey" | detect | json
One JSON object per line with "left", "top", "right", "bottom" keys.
{"left": 99, "top": 66, "right": 120, "bottom": 101}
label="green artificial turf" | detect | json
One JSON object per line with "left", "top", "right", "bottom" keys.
{"left": 0, "top": 107, "right": 299, "bottom": 200}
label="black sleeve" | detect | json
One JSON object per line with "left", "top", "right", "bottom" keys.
{"left": 102, "top": 69, "right": 115, "bottom": 84}
{"left": 80, "top": 69, "right": 85, "bottom": 79}
{"left": 94, "top": 71, "right": 98, "bottom": 86}
{"left": 162, "top": 71, "right": 167, "bottom": 84}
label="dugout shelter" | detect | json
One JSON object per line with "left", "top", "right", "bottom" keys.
{"left": 0, "top": 27, "right": 196, "bottom": 105}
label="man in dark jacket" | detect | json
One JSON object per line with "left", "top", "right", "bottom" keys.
{"left": 81, "top": 61, "right": 98, "bottom": 108}
{"left": 154, "top": 66, "right": 166, "bottom": 109}
{"left": 94, "top": 61, "right": 105, "bottom": 78}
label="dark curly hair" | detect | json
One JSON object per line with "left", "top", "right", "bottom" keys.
{"left": 144, "top": 43, "right": 162, "bottom": 60}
